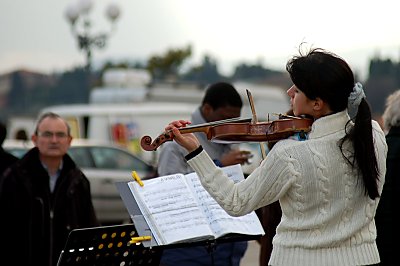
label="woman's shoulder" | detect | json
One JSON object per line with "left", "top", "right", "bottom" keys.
{"left": 269, "top": 137, "right": 308, "bottom": 157}
{"left": 371, "top": 119, "right": 383, "bottom": 131}
{"left": 372, "top": 120, "right": 387, "bottom": 141}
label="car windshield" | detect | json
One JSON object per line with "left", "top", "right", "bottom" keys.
{"left": 5, "top": 148, "right": 27, "bottom": 159}
{"left": 68, "top": 146, "right": 151, "bottom": 171}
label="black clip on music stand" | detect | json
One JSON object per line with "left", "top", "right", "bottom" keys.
{"left": 57, "top": 223, "right": 162, "bottom": 266}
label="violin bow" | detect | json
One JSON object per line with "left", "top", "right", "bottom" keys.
{"left": 246, "top": 89, "right": 267, "bottom": 159}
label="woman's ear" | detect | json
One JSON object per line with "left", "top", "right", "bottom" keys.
{"left": 201, "top": 103, "right": 213, "bottom": 120}
{"left": 313, "top": 97, "right": 324, "bottom": 111}
{"left": 313, "top": 97, "right": 332, "bottom": 116}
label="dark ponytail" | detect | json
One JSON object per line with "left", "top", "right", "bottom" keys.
{"left": 340, "top": 99, "right": 380, "bottom": 199}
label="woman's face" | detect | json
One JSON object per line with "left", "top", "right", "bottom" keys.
{"left": 287, "top": 85, "right": 314, "bottom": 117}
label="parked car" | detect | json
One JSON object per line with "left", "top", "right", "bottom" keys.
{"left": 3, "top": 139, "right": 157, "bottom": 225}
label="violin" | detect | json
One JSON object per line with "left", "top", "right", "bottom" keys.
{"left": 140, "top": 116, "right": 313, "bottom": 151}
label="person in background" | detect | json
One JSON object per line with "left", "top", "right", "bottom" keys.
{"left": 15, "top": 128, "right": 29, "bottom": 140}
{"left": 158, "top": 81, "right": 251, "bottom": 266}
{"left": 0, "top": 121, "right": 18, "bottom": 174}
{"left": 375, "top": 89, "right": 400, "bottom": 266}
{"left": 165, "top": 47, "right": 387, "bottom": 266}
{"left": 0, "top": 112, "right": 99, "bottom": 266}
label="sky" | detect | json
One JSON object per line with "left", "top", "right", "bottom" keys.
{"left": 0, "top": 0, "right": 399, "bottom": 81}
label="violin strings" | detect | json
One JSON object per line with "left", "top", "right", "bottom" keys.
{"left": 163, "top": 116, "right": 252, "bottom": 133}
{"left": 185, "top": 117, "right": 252, "bottom": 129}
{"left": 271, "top": 113, "right": 303, "bottom": 119}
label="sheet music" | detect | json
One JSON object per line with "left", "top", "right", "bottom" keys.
{"left": 129, "top": 174, "right": 213, "bottom": 245}
{"left": 127, "top": 165, "right": 264, "bottom": 246}
{"left": 185, "top": 165, "right": 265, "bottom": 238}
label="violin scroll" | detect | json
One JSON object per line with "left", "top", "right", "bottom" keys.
{"left": 140, "top": 132, "right": 174, "bottom": 151}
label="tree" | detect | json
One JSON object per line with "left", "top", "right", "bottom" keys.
{"left": 232, "top": 62, "right": 281, "bottom": 82}
{"left": 147, "top": 45, "right": 192, "bottom": 81}
{"left": 50, "top": 67, "right": 91, "bottom": 104}
{"left": 181, "top": 54, "right": 223, "bottom": 85}
{"left": 365, "top": 57, "right": 400, "bottom": 115}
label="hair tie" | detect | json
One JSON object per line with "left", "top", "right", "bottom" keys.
{"left": 348, "top": 82, "right": 366, "bottom": 117}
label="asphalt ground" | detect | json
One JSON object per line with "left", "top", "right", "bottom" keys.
{"left": 241, "top": 240, "right": 260, "bottom": 265}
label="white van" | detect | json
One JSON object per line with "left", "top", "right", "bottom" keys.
{"left": 89, "top": 81, "right": 290, "bottom": 121}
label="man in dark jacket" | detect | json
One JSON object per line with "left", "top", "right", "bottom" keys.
{"left": 376, "top": 90, "right": 400, "bottom": 266}
{"left": 0, "top": 112, "right": 99, "bottom": 266}
{"left": 0, "top": 121, "right": 18, "bottom": 174}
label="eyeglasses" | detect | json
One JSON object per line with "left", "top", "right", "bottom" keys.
{"left": 37, "top": 131, "right": 69, "bottom": 139}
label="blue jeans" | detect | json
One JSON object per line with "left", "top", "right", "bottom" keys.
{"left": 160, "top": 241, "right": 248, "bottom": 266}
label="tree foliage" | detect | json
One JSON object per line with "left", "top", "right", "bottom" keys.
{"left": 181, "top": 55, "right": 223, "bottom": 86}
{"left": 147, "top": 45, "right": 192, "bottom": 80}
{"left": 365, "top": 58, "right": 400, "bottom": 115}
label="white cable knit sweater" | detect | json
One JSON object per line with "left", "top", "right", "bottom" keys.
{"left": 187, "top": 111, "right": 388, "bottom": 266}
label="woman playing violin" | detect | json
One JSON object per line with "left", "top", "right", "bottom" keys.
{"left": 165, "top": 47, "right": 387, "bottom": 266}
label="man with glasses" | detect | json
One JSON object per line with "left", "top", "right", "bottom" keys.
{"left": 0, "top": 112, "right": 99, "bottom": 266}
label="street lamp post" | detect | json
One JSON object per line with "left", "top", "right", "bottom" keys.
{"left": 64, "top": 0, "right": 121, "bottom": 71}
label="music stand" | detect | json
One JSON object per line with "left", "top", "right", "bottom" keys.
{"left": 57, "top": 223, "right": 162, "bottom": 266}
{"left": 115, "top": 181, "right": 263, "bottom": 266}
